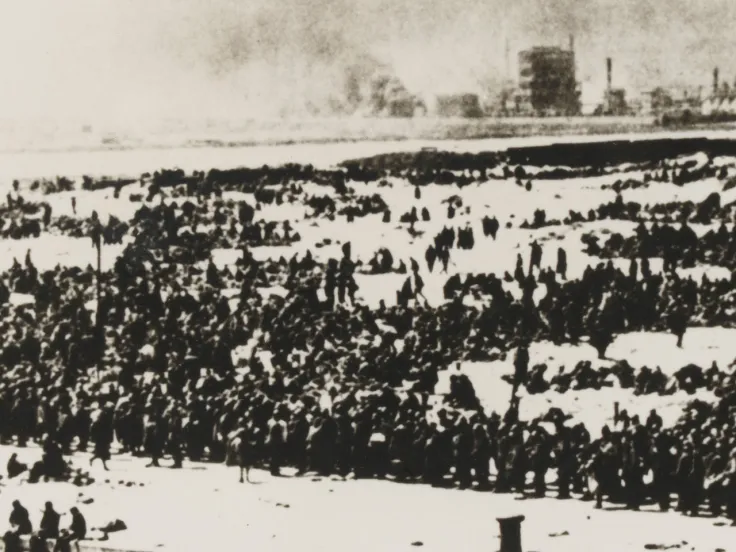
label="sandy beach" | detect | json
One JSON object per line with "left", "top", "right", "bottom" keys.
{"left": 0, "top": 442, "right": 734, "bottom": 552}
{"left": 0, "top": 134, "right": 734, "bottom": 550}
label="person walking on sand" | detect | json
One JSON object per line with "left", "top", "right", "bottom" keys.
{"left": 410, "top": 259, "right": 428, "bottom": 306}
{"left": 89, "top": 406, "right": 113, "bottom": 471}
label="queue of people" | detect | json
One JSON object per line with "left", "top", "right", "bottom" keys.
{"left": 597, "top": 220, "right": 736, "bottom": 272}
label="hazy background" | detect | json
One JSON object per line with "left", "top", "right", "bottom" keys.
{"left": 0, "top": 0, "right": 733, "bottom": 129}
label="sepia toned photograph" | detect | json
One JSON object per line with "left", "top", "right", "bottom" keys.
{"left": 0, "top": 1, "right": 735, "bottom": 551}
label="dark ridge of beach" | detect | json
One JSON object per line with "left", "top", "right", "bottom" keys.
{"left": 343, "top": 136, "right": 736, "bottom": 171}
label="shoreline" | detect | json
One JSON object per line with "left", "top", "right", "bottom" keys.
{"left": 1, "top": 127, "right": 736, "bottom": 183}
{"left": 2, "top": 117, "right": 736, "bottom": 157}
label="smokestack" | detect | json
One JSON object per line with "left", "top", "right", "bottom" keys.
{"left": 607, "top": 58, "right": 612, "bottom": 91}
{"left": 569, "top": 34, "right": 575, "bottom": 54}
{"left": 714, "top": 67, "right": 720, "bottom": 95}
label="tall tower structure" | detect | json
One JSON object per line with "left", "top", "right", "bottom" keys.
{"left": 518, "top": 45, "right": 580, "bottom": 115}
{"left": 714, "top": 67, "right": 720, "bottom": 95}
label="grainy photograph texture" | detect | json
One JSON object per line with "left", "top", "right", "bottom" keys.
{"left": 0, "top": 1, "right": 736, "bottom": 551}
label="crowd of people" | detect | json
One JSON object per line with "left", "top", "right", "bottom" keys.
{"left": 519, "top": 358, "right": 729, "bottom": 396}
{"left": 591, "top": 191, "right": 729, "bottom": 226}
{"left": 306, "top": 192, "right": 388, "bottom": 221}
{"left": 340, "top": 144, "right": 728, "bottom": 187}
{"left": 520, "top": 189, "right": 733, "bottom": 231}
{"left": 0, "top": 151, "right": 734, "bottom": 539}
{"left": 593, "top": 219, "right": 736, "bottom": 272}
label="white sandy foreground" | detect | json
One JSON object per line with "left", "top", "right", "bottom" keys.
{"left": 0, "top": 444, "right": 733, "bottom": 552}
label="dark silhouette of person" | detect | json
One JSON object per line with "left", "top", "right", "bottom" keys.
{"left": 39, "top": 502, "right": 60, "bottom": 539}
{"left": 69, "top": 507, "right": 87, "bottom": 541}
{"left": 7, "top": 453, "right": 26, "bottom": 479}
{"left": 9, "top": 500, "right": 32, "bottom": 535}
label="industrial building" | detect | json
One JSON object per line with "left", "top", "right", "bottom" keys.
{"left": 653, "top": 66, "right": 736, "bottom": 125}
{"left": 701, "top": 67, "right": 736, "bottom": 119}
{"left": 516, "top": 37, "right": 581, "bottom": 116}
{"left": 599, "top": 58, "right": 629, "bottom": 116}
{"left": 368, "top": 74, "right": 426, "bottom": 118}
{"left": 435, "top": 94, "right": 483, "bottom": 118}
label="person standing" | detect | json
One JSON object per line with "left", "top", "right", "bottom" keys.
{"left": 621, "top": 435, "right": 644, "bottom": 510}
{"left": 651, "top": 433, "right": 675, "bottom": 512}
{"left": 529, "top": 241, "right": 543, "bottom": 274}
{"left": 472, "top": 423, "right": 492, "bottom": 489}
{"left": 89, "top": 406, "right": 113, "bottom": 471}
{"left": 676, "top": 440, "right": 704, "bottom": 516}
{"left": 69, "top": 507, "right": 87, "bottom": 542}
{"left": 556, "top": 247, "right": 568, "bottom": 280}
{"left": 452, "top": 418, "right": 474, "bottom": 489}
{"left": 167, "top": 408, "right": 184, "bottom": 469}
{"left": 529, "top": 426, "right": 552, "bottom": 498}
{"left": 39, "top": 502, "right": 60, "bottom": 540}
{"left": 268, "top": 408, "right": 288, "bottom": 477}
{"left": 555, "top": 427, "right": 576, "bottom": 499}
{"left": 512, "top": 345, "right": 530, "bottom": 401}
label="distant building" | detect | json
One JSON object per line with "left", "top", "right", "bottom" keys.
{"left": 701, "top": 70, "right": 736, "bottom": 120}
{"left": 596, "top": 58, "right": 630, "bottom": 116}
{"left": 368, "top": 74, "right": 426, "bottom": 118}
{"left": 517, "top": 46, "right": 581, "bottom": 116}
{"left": 601, "top": 88, "right": 628, "bottom": 116}
{"left": 435, "top": 94, "right": 483, "bottom": 118}
{"left": 649, "top": 87, "right": 675, "bottom": 112}
{"left": 492, "top": 82, "right": 523, "bottom": 116}
{"left": 626, "top": 93, "right": 648, "bottom": 116}
{"left": 652, "top": 85, "right": 708, "bottom": 125}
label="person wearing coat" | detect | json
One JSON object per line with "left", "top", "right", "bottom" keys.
{"left": 39, "top": 502, "right": 60, "bottom": 539}
{"left": 9, "top": 501, "right": 32, "bottom": 535}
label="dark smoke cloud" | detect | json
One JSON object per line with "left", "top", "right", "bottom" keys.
{"left": 0, "top": 0, "right": 733, "bottom": 125}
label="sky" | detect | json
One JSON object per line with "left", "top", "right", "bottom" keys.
{"left": 0, "top": 0, "right": 734, "bottom": 126}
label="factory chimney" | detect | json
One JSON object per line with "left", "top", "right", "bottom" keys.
{"left": 606, "top": 58, "right": 612, "bottom": 91}
{"left": 569, "top": 34, "right": 575, "bottom": 53}
{"left": 714, "top": 67, "right": 720, "bottom": 96}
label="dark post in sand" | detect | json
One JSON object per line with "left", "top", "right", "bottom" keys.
{"left": 497, "top": 515, "right": 525, "bottom": 552}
